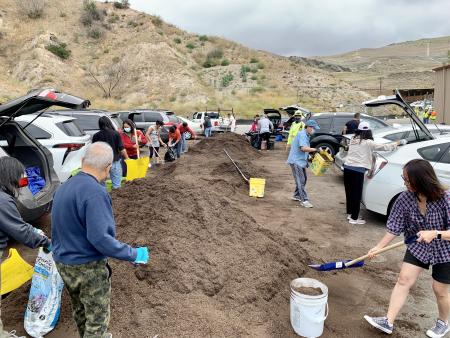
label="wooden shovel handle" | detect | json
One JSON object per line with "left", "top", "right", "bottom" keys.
{"left": 134, "top": 129, "right": 140, "bottom": 159}
{"left": 345, "top": 240, "right": 405, "bottom": 267}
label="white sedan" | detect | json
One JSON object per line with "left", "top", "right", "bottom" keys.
{"left": 362, "top": 136, "right": 450, "bottom": 215}
{"left": 178, "top": 116, "right": 202, "bottom": 139}
{"left": 14, "top": 114, "right": 91, "bottom": 182}
{"left": 335, "top": 124, "right": 450, "bottom": 170}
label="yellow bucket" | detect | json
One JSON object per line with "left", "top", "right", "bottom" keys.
{"left": 249, "top": 178, "right": 266, "bottom": 198}
{"left": 1, "top": 249, "right": 34, "bottom": 295}
{"left": 125, "top": 157, "right": 150, "bottom": 181}
{"left": 310, "top": 151, "right": 334, "bottom": 176}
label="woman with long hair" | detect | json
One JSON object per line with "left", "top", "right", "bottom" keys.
{"left": 343, "top": 121, "right": 404, "bottom": 224}
{"left": 0, "top": 157, "right": 51, "bottom": 337}
{"left": 120, "top": 119, "right": 147, "bottom": 159}
{"left": 92, "top": 116, "right": 128, "bottom": 189}
{"left": 364, "top": 159, "right": 450, "bottom": 337}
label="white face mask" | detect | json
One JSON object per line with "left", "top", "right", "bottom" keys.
{"left": 309, "top": 129, "right": 315, "bottom": 135}
{"left": 124, "top": 127, "right": 131, "bottom": 133}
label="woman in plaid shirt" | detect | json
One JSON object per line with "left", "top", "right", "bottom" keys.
{"left": 364, "top": 159, "right": 450, "bottom": 337}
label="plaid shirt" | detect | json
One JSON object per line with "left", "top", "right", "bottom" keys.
{"left": 387, "top": 191, "right": 450, "bottom": 265}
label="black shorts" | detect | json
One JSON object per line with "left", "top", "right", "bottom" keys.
{"left": 404, "top": 250, "right": 450, "bottom": 284}
{"left": 149, "top": 146, "right": 160, "bottom": 158}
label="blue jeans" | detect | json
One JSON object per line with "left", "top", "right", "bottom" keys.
{"left": 180, "top": 133, "right": 186, "bottom": 153}
{"left": 110, "top": 160, "right": 123, "bottom": 189}
{"left": 204, "top": 127, "right": 212, "bottom": 138}
{"left": 290, "top": 163, "right": 308, "bottom": 201}
{"left": 175, "top": 141, "right": 182, "bottom": 158}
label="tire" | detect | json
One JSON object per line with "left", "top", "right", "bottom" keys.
{"left": 184, "top": 131, "right": 192, "bottom": 140}
{"left": 315, "top": 143, "right": 335, "bottom": 156}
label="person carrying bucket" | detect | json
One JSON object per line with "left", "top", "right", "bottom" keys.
{"left": 286, "top": 111, "right": 305, "bottom": 150}
{"left": 364, "top": 159, "right": 450, "bottom": 337}
{"left": 0, "top": 157, "right": 51, "bottom": 338}
{"left": 120, "top": 119, "right": 147, "bottom": 160}
{"left": 343, "top": 121, "right": 404, "bottom": 224}
{"left": 286, "top": 119, "right": 320, "bottom": 208}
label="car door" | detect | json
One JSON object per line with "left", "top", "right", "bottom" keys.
{"left": 425, "top": 142, "right": 450, "bottom": 186}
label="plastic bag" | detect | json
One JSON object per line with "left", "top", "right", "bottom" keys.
{"left": 164, "top": 147, "right": 176, "bottom": 162}
{"left": 24, "top": 248, "right": 64, "bottom": 338}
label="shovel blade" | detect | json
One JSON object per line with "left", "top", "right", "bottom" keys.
{"left": 308, "top": 260, "right": 364, "bottom": 272}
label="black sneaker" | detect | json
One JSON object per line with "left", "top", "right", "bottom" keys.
{"left": 364, "top": 315, "right": 393, "bottom": 334}
{"left": 427, "top": 319, "right": 450, "bottom": 338}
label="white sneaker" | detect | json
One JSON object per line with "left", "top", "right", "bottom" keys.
{"left": 301, "top": 201, "right": 313, "bottom": 208}
{"left": 347, "top": 214, "right": 351, "bottom": 220}
{"left": 349, "top": 217, "right": 366, "bottom": 225}
{"left": 291, "top": 196, "right": 301, "bottom": 201}
{"left": 427, "top": 319, "right": 450, "bottom": 338}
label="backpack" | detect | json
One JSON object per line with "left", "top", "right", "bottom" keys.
{"left": 164, "top": 147, "right": 176, "bottom": 162}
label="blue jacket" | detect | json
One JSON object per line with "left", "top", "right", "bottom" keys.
{"left": 51, "top": 172, "right": 137, "bottom": 265}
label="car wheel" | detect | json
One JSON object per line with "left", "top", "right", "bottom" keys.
{"left": 315, "top": 143, "right": 335, "bottom": 156}
{"left": 184, "top": 131, "right": 192, "bottom": 140}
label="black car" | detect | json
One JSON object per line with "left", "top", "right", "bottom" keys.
{"left": 47, "top": 110, "right": 123, "bottom": 136}
{"left": 309, "top": 112, "right": 389, "bottom": 155}
{"left": 0, "top": 89, "right": 89, "bottom": 221}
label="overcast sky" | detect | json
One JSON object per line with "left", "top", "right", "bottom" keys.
{"left": 128, "top": 0, "right": 450, "bottom": 57}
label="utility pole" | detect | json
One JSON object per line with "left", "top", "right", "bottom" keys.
{"left": 379, "top": 77, "right": 382, "bottom": 95}
{"left": 426, "top": 42, "right": 430, "bottom": 57}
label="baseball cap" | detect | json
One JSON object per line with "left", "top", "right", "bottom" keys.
{"left": 358, "top": 121, "right": 371, "bottom": 130}
{"left": 305, "top": 119, "right": 320, "bottom": 130}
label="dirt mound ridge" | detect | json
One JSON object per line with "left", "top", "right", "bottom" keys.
{"left": 108, "top": 135, "right": 309, "bottom": 337}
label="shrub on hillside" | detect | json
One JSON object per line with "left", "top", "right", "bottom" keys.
{"left": 257, "top": 62, "right": 265, "bottom": 69}
{"left": 221, "top": 72, "right": 234, "bottom": 87}
{"left": 250, "top": 57, "right": 258, "bottom": 63}
{"left": 128, "top": 20, "right": 138, "bottom": 28}
{"left": 87, "top": 27, "right": 104, "bottom": 39}
{"left": 206, "top": 48, "right": 223, "bottom": 60}
{"left": 173, "top": 37, "right": 182, "bottom": 44}
{"left": 45, "top": 42, "right": 71, "bottom": 59}
{"left": 113, "top": 0, "right": 129, "bottom": 9}
{"left": 81, "top": 1, "right": 103, "bottom": 27}
{"left": 15, "top": 0, "right": 46, "bottom": 19}
{"left": 186, "top": 43, "right": 196, "bottom": 50}
{"left": 152, "top": 15, "right": 163, "bottom": 27}
{"left": 198, "top": 35, "right": 208, "bottom": 42}
{"left": 221, "top": 59, "right": 230, "bottom": 66}
{"left": 108, "top": 13, "right": 120, "bottom": 23}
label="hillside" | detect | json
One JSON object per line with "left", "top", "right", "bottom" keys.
{"left": 0, "top": 0, "right": 371, "bottom": 116}
{"left": 314, "top": 36, "right": 450, "bottom": 92}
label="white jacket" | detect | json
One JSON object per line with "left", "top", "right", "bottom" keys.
{"left": 344, "top": 138, "right": 398, "bottom": 170}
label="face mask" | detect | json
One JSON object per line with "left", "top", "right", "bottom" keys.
{"left": 124, "top": 127, "right": 131, "bottom": 133}
{"left": 309, "top": 129, "right": 315, "bottom": 135}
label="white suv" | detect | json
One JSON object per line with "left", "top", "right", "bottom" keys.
{"left": 14, "top": 114, "right": 91, "bottom": 182}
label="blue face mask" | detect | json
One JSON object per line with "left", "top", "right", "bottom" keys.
{"left": 124, "top": 127, "right": 131, "bottom": 133}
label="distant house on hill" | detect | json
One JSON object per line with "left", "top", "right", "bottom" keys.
{"left": 433, "top": 64, "right": 450, "bottom": 124}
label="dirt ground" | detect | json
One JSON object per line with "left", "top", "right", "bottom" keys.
{"left": 2, "top": 134, "right": 438, "bottom": 337}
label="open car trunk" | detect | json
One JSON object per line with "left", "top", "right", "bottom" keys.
{"left": 0, "top": 120, "right": 59, "bottom": 217}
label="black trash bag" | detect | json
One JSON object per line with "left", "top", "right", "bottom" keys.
{"left": 164, "top": 147, "right": 176, "bottom": 162}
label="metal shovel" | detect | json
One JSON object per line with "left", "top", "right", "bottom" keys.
{"left": 308, "top": 235, "right": 417, "bottom": 272}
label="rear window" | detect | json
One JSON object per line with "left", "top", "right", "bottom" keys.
{"left": 417, "top": 143, "right": 450, "bottom": 162}
{"left": 143, "top": 112, "right": 163, "bottom": 123}
{"left": 206, "top": 112, "right": 219, "bottom": 119}
{"left": 17, "top": 121, "right": 52, "bottom": 139}
{"left": 363, "top": 117, "right": 388, "bottom": 130}
{"left": 73, "top": 114, "right": 100, "bottom": 130}
{"left": 312, "top": 116, "right": 332, "bottom": 132}
{"left": 56, "top": 121, "right": 85, "bottom": 137}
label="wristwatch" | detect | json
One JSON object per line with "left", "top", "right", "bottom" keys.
{"left": 437, "top": 231, "right": 442, "bottom": 240}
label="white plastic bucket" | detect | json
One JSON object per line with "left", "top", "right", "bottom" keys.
{"left": 290, "top": 278, "right": 329, "bottom": 338}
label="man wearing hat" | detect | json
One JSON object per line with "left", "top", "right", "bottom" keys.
{"left": 287, "top": 120, "right": 320, "bottom": 208}
{"left": 286, "top": 111, "right": 306, "bottom": 148}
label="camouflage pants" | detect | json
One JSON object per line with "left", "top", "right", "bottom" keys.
{"left": 56, "top": 259, "right": 112, "bottom": 338}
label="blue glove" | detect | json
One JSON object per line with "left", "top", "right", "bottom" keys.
{"left": 134, "top": 247, "right": 149, "bottom": 264}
